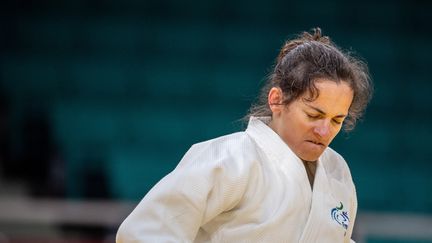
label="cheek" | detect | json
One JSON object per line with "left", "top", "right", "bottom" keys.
{"left": 329, "top": 126, "right": 343, "bottom": 141}
{"left": 284, "top": 117, "right": 312, "bottom": 140}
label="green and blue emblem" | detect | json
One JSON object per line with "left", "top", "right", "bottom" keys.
{"left": 331, "top": 202, "right": 350, "bottom": 231}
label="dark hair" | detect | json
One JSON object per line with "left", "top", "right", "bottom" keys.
{"left": 247, "top": 27, "right": 373, "bottom": 131}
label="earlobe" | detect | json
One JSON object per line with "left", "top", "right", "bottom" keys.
{"left": 268, "top": 87, "right": 283, "bottom": 114}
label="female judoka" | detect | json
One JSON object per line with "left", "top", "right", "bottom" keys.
{"left": 116, "top": 28, "right": 373, "bottom": 243}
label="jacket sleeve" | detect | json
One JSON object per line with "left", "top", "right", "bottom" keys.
{"left": 116, "top": 143, "right": 251, "bottom": 242}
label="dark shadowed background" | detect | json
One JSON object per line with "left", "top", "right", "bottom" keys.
{"left": 1, "top": 0, "right": 431, "bottom": 242}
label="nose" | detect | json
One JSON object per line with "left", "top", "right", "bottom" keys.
{"left": 313, "top": 121, "right": 330, "bottom": 139}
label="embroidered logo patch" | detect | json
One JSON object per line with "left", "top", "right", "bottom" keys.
{"left": 331, "top": 202, "right": 350, "bottom": 232}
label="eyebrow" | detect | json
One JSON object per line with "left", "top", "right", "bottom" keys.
{"left": 304, "top": 103, "right": 347, "bottom": 118}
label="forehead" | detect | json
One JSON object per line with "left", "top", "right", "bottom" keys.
{"left": 300, "top": 79, "right": 353, "bottom": 114}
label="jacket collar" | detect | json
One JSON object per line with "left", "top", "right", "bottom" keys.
{"left": 245, "top": 116, "right": 304, "bottom": 171}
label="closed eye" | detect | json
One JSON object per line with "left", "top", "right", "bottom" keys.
{"left": 332, "top": 119, "right": 342, "bottom": 125}
{"left": 306, "top": 113, "right": 321, "bottom": 119}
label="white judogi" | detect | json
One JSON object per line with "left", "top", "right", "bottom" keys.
{"left": 117, "top": 117, "right": 357, "bottom": 243}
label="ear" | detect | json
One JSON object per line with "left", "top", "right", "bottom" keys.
{"left": 268, "top": 87, "right": 283, "bottom": 115}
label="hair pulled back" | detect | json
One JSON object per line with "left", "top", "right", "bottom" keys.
{"left": 248, "top": 27, "right": 373, "bottom": 131}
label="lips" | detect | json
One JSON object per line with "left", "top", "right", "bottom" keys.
{"left": 306, "top": 140, "right": 326, "bottom": 147}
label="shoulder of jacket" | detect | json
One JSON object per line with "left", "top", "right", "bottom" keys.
{"left": 177, "top": 131, "right": 258, "bottom": 170}
{"left": 190, "top": 131, "right": 254, "bottom": 154}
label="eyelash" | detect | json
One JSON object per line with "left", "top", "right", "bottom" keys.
{"left": 332, "top": 119, "right": 342, "bottom": 125}
{"left": 306, "top": 114, "right": 321, "bottom": 119}
{"left": 306, "top": 114, "right": 342, "bottom": 125}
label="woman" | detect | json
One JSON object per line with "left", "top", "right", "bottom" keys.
{"left": 117, "top": 28, "right": 373, "bottom": 243}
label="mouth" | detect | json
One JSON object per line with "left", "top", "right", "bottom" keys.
{"left": 306, "top": 140, "right": 326, "bottom": 147}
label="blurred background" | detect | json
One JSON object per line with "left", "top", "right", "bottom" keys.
{"left": 1, "top": 0, "right": 431, "bottom": 242}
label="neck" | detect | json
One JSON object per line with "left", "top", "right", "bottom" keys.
{"left": 302, "top": 160, "right": 317, "bottom": 188}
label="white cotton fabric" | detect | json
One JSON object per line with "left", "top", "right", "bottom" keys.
{"left": 116, "top": 117, "right": 357, "bottom": 243}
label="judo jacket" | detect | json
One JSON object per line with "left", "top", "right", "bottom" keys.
{"left": 117, "top": 116, "right": 357, "bottom": 243}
